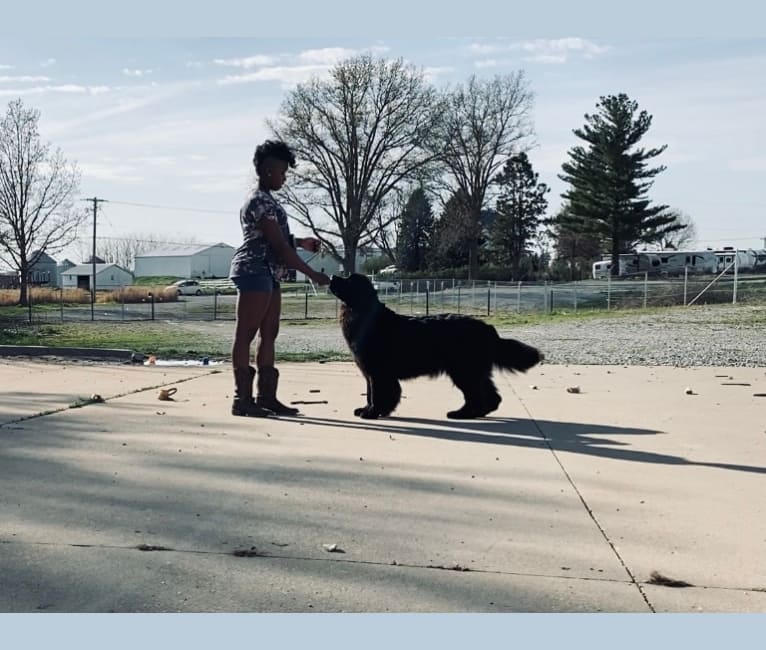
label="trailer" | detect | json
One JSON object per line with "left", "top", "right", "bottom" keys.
{"left": 592, "top": 248, "right": 766, "bottom": 279}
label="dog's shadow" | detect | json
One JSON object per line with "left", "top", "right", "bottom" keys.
{"left": 285, "top": 413, "right": 766, "bottom": 475}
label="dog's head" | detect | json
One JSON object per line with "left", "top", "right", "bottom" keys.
{"left": 329, "top": 273, "right": 380, "bottom": 311}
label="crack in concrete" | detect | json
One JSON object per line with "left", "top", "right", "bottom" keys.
{"left": 2, "top": 537, "right": 763, "bottom": 596}
{"left": 0, "top": 371, "right": 217, "bottom": 429}
{"left": 510, "top": 382, "right": 657, "bottom": 613}
{"left": 0, "top": 536, "right": 639, "bottom": 586}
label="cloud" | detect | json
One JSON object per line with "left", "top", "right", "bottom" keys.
{"left": 727, "top": 156, "right": 766, "bottom": 173}
{"left": 79, "top": 161, "right": 144, "bottom": 183}
{"left": 218, "top": 64, "right": 330, "bottom": 87}
{"left": 43, "top": 80, "right": 201, "bottom": 137}
{"left": 122, "top": 68, "right": 153, "bottom": 77}
{"left": 186, "top": 61, "right": 204, "bottom": 69}
{"left": 0, "top": 64, "right": 13, "bottom": 70}
{"left": 474, "top": 59, "right": 500, "bottom": 69}
{"left": 213, "top": 55, "right": 276, "bottom": 68}
{"left": 0, "top": 75, "right": 51, "bottom": 83}
{"left": 296, "top": 47, "right": 358, "bottom": 65}
{"left": 0, "top": 84, "right": 113, "bottom": 97}
{"left": 40, "top": 58, "right": 56, "bottom": 67}
{"left": 468, "top": 38, "right": 609, "bottom": 64}
{"left": 521, "top": 38, "right": 610, "bottom": 63}
{"left": 213, "top": 43, "right": 391, "bottom": 87}
{"left": 423, "top": 66, "right": 453, "bottom": 81}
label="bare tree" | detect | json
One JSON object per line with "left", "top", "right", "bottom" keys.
{"left": 371, "top": 187, "right": 405, "bottom": 265}
{"left": 269, "top": 55, "right": 438, "bottom": 274}
{"left": 71, "top": 231, "right": 201, "bottom": 270}
{"left": 656, "top": 210, "right": 697, "bottom": 250}
{"left": 0, "top": 98, "right": 83, "bottom": 304}
{"left": 430, "top": 73, "right": 535, "bottom": 278}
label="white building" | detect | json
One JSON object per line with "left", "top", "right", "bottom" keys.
{"left": 133, "top": 243, "right": 235, "bottom": 279}
{"left": 294, "top": 247, "right": 384, "bottom": 281}
{"left": 60, "top": 263, "right": 134, "bottom": 290}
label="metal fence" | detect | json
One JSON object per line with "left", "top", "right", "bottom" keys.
{"left": 2, "top": 273, "right": 765, "bottom": 325}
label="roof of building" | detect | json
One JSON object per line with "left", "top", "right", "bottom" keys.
{"left": 135, "top": 242, "right": 234, "bottom": 258}
{"left": 61, "top": 263, "right": 132, "bottom": 276}
{"left": 29, "top": 250, "right": 57, "bottom": 264}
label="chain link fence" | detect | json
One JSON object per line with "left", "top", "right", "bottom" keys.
{"left": 2, "top": 273, "right": 765, "bottom": 325}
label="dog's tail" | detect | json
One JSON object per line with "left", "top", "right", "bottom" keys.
{"left": 493, "top": 337, "right": 543, "bottom": 373}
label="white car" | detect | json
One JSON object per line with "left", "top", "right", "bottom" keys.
{"left": 373, "top": 279, "right": 399, "bottom": 292}
{"left": 378, "top": 265, "right": 398, "bottom": 275}
{"left": 168, "top": 279, "right": 204, "bottom": 296}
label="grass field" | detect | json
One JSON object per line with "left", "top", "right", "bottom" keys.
{"left": 0, "top": 320, "right": 349, "bottom": 362}
{"left": 2, "top": 302, "right": 764, "bottom": 361}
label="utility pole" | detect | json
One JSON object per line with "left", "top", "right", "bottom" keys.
{"left": 82, "top": 197, "right": 107, "bottom": 321}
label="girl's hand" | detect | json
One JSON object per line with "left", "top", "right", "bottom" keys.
{"left": 310, "top": 271, "right": 331, "bottom": 286}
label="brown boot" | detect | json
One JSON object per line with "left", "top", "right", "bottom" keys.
{"left": 256, "top": 366, "right": 299, "bottom": 416}
{"left": 231, "top": 367, "right": 273, "bottom": 417}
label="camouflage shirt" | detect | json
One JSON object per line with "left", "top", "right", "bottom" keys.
{"left": 229, "top": 189, "right": 291, "bottom": 280}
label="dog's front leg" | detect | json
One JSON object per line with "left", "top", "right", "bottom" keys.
{"left": 357, "top": 374, "right": 401, "bottom": 419}
{"left": 353, "top": 375, "right": 373, "bottom": 417}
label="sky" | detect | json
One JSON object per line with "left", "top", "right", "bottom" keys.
{"left": 0, "top": 36, "right": 764, "bottom": 267}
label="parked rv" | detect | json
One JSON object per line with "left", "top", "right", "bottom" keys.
{"left": 592, "top": 248, "right": 766, "bottom": 279}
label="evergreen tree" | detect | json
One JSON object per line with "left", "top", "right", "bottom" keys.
{"left": 489, "top": 153, "right": 549, "bottom": 279}
{"left": 396, "top": 188, "right": 435, "bottom": 272}
{"left": 557, "top": 94, "right": 680, "bottom": 275}
{"left": 429, "top": 190, "right": 473, "bottom": 270}
{"left": 547, "top": 203, "right": 603, "bottom": 280}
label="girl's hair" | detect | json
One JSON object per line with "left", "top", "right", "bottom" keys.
{"left": 253, "top": 140, "right": 296, "bottom": 174}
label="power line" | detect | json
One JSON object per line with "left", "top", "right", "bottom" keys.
{"left": 106, "top": 200, "right": 232, "bottom": 216}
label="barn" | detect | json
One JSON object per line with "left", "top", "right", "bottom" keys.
{"left": 133, "top": 243, "right": 235, "bottom": 279}
{"left": 60, "top": 263, "right": 134, "bottom": 291}
{"left": 28, "top": 250, "right": 58, "bottom": 286}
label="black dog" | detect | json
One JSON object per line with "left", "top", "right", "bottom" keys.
{"left": 329, "top": 273, "right": 542, "bottom": 419}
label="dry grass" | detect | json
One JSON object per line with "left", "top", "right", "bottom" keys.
{"left": 0, "top": 285, "right": 178, "bottom": 306}
{"left": 98, "top": 286, "right": 178, "bottom": 303}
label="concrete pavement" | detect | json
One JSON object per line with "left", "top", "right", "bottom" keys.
{"left": 0, "top": 358, "right": 764, "bottom": 612}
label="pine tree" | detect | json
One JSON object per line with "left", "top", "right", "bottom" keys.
{"left": 396, "top": 188, "right": 435, "bottom": 272}
{"left": 557, "top": 94, "right": 680, "bottom": 276}
{"left": 429, "top": 190, "right": 473, "bottom": 270}
{"left": 489, "top": 153, "right": 549, "bottom": 279}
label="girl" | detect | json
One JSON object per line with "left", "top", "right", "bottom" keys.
{"left": 229, "top": 140, "right": 330, "bottom": 417}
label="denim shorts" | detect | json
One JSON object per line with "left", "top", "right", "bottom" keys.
{"left": 231, "top": 274, "right": 279, "bottom": 293}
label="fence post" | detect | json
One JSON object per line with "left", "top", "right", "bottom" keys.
{"left": 517, "top": 281, "right": 522, "bottom": 313}
{"left": 457, "top": 285, "right": 461, "bottom": 314}
{"left": 426, "top": 281, "right": 430, "bottom": 316}
{"left": 573, "top": 281, "right": 578, "bottom": 313}
{"left": 733, "top": 253, "right": 739, "bottom": 304}
{"left": 549, "top": 288, "right": 554, "bottom": 314}
{"left": 304, "top": 283, "right": 309, "bottom": 319}
{"left": 607, "top": 273, "right": 612, "bottom": 310}
{"left": 410, "top": 281, "right": 414, "bottom": 314}
{"left": 28, "top": 278, "right": 33, "bottom": 324}
{"left": 683, "top": 266, "right": 688, "bottom": 306}
{"left": 60, "top": 287, "right": 64, "bottom": 322}
{"left": 148, "top": 292, "right": 155, "bottom": 320}
{"left": 643, "top": 272, "right": 648, "bottom": 309}
{"left": 213, "top": 289, "right": 218, "bottom": 320}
